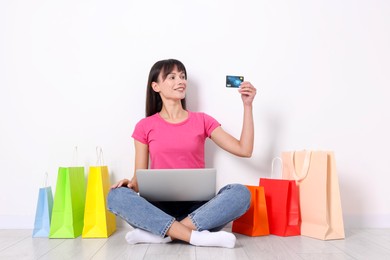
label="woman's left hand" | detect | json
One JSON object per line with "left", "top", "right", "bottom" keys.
{"left": 239, "top": 81, "right": 257, "bottom": 106}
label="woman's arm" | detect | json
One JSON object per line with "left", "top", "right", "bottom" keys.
{"left": 210, "top": 81, "right": 256, "bottom": 157}
{"left": 111, "top": 140, "right": 149, "bottom": 192}
{"left": 130, "top": 140, "right": 149, "bottom": 192}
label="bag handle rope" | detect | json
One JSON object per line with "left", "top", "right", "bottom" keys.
{"left": 43, "top": 171, "right": 49, "bottom": 188}
{"left": 72, "top": 146, "right": 78, "bottom": 166}
{"left": 271, "top": 157, "right": 283, "bottom": 179}
{"left": 290, "top": 150, "right": 311, "bottom": 182}
{"left": 96, "top": 146, "right": 105, "bottom": 166}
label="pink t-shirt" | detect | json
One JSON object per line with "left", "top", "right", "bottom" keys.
{"left": 132, "top": 111, "right": 220, "bottom": 169}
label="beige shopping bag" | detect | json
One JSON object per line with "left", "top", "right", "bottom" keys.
{"left": 282, "top": 150, "right": 345, "bottom": 240}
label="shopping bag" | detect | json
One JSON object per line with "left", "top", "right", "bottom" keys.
{"left": 82, "top": 147, "right": 116, "bottom": 238}
{"left": 232, "top": 185, "right": 269, "bottom": 236}
{"left": 32, "top": 173, "right": 53, "bottom": 237}
{"left": 49, "top": 166, "right": 86, "bottom": 238}
{"left": 259, "top": 157, "right": 300, "bottom": 236}
{"left": 282, "top": 150, "right": 345, "bottom": 240}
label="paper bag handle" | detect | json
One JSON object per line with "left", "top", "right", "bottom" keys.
{"left": 290, "top": 151, "right": 311, "bottom": 182}
{"left": 271, "top": 157, "right": 283, "bottom": 179}
{"left": 96, "top": 146, "right": 105, "bottom": 166}
{"left": 72, "top": 146, "right": 78, "bottom": 166}
{"left": 43, "top": 172, "right": 49, "bottom": 188}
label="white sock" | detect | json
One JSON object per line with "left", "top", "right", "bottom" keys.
{"left": 189, "top": 230, "right": 236, "bottom": 249}
{"left": 125, "top": 228, "right": 172, "bottom": 245}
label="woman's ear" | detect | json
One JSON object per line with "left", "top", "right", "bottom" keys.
{"left": 151, "top": 82, "right": 160, "bottom": 92}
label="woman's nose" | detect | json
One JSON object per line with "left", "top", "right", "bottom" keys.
{"left": 178, "top": 78, "right": 186, "bottom": 84}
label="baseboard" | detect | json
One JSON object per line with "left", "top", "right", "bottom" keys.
{"left": 1, "top": 214, "right": 389, "bottom": 229}
{"left": 0, "top": 215, "right": 34, "bottom": 229}
{"left": 343, "top": 213, "right": 390, "bottom": 228}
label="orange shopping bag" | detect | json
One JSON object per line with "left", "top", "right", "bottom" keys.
{"left": 282, "top": 150, "right": 345, "bottom": 240}
{"left": 232, "top": 185, "right": 269, "bottom": 236}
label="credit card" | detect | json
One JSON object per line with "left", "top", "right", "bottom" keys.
{"left": 226, "top": 75, "right": 244, "bottom": 88}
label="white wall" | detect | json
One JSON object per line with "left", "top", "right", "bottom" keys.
{"left": 1, "top": 0, "right": 389, "bottom": 229}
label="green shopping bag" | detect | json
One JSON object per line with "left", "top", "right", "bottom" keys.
{"left": 49, "top": 167, "right": 86, "bottom": 238}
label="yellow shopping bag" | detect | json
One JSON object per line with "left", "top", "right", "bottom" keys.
{"left": 82, "top": 147, "right": 116, "bottom": 238}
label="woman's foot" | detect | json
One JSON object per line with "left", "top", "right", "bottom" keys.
{"left": 125, "top": 228, "right": 172, "bottom": 245}
{"left": 189, "top": 230, "right": 236, "bottom": 249}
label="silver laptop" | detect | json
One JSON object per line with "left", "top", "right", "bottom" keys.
{"left": 136, "top": 168, "right": 216, "bottom": 201}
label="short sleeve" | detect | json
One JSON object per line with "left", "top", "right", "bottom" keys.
{"left": 131, "top": 119, "right": 148, "bottom": 144}
{"left": 203, "top": 113, "right": 221, "bottom": 137}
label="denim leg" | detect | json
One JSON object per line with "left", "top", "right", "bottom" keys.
{"left": 107, "top": 187, "right": 175, "bottom": 237}
{"left": 189, "top": 184, "right": 251, "bottom": 232}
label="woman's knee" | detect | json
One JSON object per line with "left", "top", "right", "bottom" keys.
{"left": 107, "top": 187, "right": 120, "bottom": 211}
{"left": 230, "top": 184, "right": 251, "bottom": 214}
{"left": 107, "top": 187, "right": 136, "bottom": 211}
{"left": 220, "top": 184, "right": 251, "bottom": 215}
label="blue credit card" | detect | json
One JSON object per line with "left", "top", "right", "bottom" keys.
{"left": 226, "top": 75, "right": 244, "bottom": 88}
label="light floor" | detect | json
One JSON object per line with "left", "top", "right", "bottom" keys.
{"left": 1, "top": 228, "right": 390, "bottom": 259}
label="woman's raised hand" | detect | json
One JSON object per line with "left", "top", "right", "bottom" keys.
{"left": 239, "top": 81, "right": 257, "bottom": 106}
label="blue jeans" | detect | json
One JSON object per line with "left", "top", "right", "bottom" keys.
{"left": 107, "top": 184, "right": 251, "bottom": 237}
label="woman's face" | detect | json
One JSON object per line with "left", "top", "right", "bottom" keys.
{"left": 152, "top": 66, "right": 187, "bottom": 102}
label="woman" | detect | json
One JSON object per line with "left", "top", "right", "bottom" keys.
{"left": 108, "top": 59, "right": 257, "bottom": 248}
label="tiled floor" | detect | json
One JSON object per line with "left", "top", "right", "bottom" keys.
{"left": 1, "top": 228, "right": 390, "bottom": 259}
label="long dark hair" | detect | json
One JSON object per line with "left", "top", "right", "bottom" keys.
{"left": 145, "top": 59, "right": 187, "bottom": 117}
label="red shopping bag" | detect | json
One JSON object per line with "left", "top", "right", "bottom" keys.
{"left": 259, "top": 157, "right": 300, "bottom": 236}
{"left": 232, "top": 185, "right": 269, "bottom": 236}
